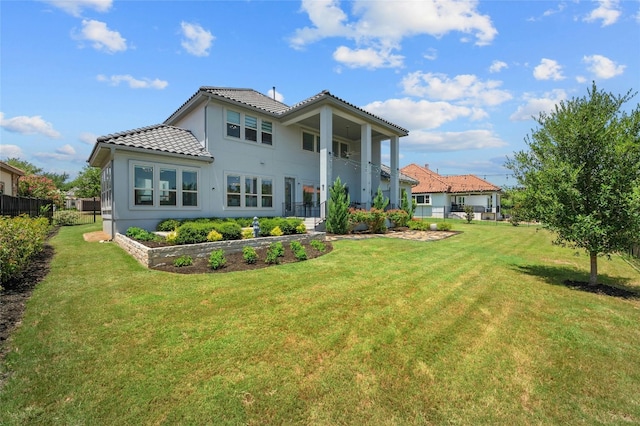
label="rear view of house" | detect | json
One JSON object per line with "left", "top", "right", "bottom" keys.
{"left": 89, "top": 87, "right": 409, "bottom": 238}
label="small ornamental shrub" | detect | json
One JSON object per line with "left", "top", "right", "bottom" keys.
{"left": 386, "top": 209, "right": 410, "bottom": 228}
{"left": 408, "top": 219, "right": 430, "bottom": 231}
{"left": 265, "top": 241, "right": 285, "bottom": 264}
{"left": 437, "top": 222, "right": 452, "bottom": 231}
{"left": 310, "top": 239, "right": 326, "bottom": 252}
{"left": 209, "top": 249, "right": 226, "bottom": 270}
{"left": 207, "top": 230, "right": 223, "bottom": 242}
{"left": 175, "top": 222, "right": 217, "bottom": 244}
{"left": 296, "top": 223, "right": 307, "bottom": 234}
{"left": 326, "top": 177, "right": 350, "bottom": 234}
{"left": 290, "top": 241, "right": 307, "bottom": 261}
{"left": 53, "top": 210, "right": 81, "bottom": 226}
{"left": 464, "top": 205, "right": 475, "bottom": 223}
{"left": 165, "top": 231, "right": 178, "bottom": 244}
{"left": 372, "top": 188, "right": 390, "bottom": 210}
{"left": 242, "top": 228, "right": 254, "bottom": 239}
{"left": 126, "top": 227, "right": 161, "bottom": 242}
{"left": 173, "top": 255, "right": 193, "bottom": 267}
{"left": 270, "top": 226, "right": 283, "bottom": 237}
{"left": 214, "top": 222, "right": 243, "bottom": 240}
{"left": 367, "top": 208, "right": 387, "bottom": 234}
{"left": 156, "top": 219, "right": 181, "bottom": 232}
{"left": 243, "top": 246, "right": 258, "bottom": 264}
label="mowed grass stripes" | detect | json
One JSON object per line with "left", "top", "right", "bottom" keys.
{"left": 1, "top": 221, "right": 638, "bottom": 425}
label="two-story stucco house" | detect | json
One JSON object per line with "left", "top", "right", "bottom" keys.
{"left": 88, "top": 87, "right": 409, "bottom": 238}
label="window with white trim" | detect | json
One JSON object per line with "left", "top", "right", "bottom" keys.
{"left": 302, "top": 131, "right": 320, "bottom": 152}
{"left": 413, "top": 194, "right": 430, "bottom": 205}
{"left": 101, "top": 164, "right": 112, "bottom": 215}
{"left": 226, "top": 174, "right": 273, "bottom": 208}
{"left": 131, "top": 162, "right": 199, "bottom": 208}
{"left": 226, "top": 109, "right": 273, "bottom": 145}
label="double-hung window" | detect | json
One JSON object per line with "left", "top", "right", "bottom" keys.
{"left": 332, "top": 140, "right": 349, "bottom": 158}
{"left": 302, "top": 131, "right": 320, "bottom": 152}
{"left": 226, "top": 174, "right": 274, "bottom": 209}
{"left": 132, "top": 162, "right": 199, "bottom": 208}
{"left": 413, "top": 195, "right": 431, "bottom": 205}
{"left": 226, "top": 109, "right": 273, "bottom": 145}
{"left": 101, "top": 164, "right": 112, "bottom": 215}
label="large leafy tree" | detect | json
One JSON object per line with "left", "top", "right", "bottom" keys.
{"left": 71, "top": 165, "right": 101, "bottom": 198}
{"left": 4, "top": 157, "right": 42, "bottom": 175}
{"left": 506, "top": 83, "right": 640, "bottom": 286}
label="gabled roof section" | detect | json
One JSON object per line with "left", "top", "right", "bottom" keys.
{"left": 284, "top": 90, "right": 409, "bottom": 136}
{"left": 94, "top": 124, "right": 213, "bottom": 160}
{"left": 401, "top": 163, "right": 501, "bottom": 193}
{"left": 380, "top": 164, "right": 419, "bottom": 185}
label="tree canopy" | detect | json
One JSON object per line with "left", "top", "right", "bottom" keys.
{"left": 71, "top": 165, "right": 101, "bottom": 198}
{"left": 506, "top": 82, "right": 640, "bottom": 285}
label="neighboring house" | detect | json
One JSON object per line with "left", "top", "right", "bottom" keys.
{"left": 88, "top": 87, "right": 409, "bottom": 237}
{"left": 401, "top": 163, "right": 502, "bottom": 220}
{"left": 0, "top": 161, "right": 25, "bottom": 196}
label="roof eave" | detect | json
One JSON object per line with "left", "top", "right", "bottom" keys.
{"left": 89, "top": 141, "right": 214, "bottom": 166}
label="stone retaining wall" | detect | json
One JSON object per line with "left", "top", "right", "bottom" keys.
{"left": 114, "top": 232, "right": 326, "bottom": 268}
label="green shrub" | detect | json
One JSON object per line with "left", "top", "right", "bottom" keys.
{"left": 156, "top": 219, "right": 181, "bottom": 232}
{"left": 242, "top": 228, "right": 254, "bottom": 239}
{"left": 207, "top": 230, "right": 223, "bottom": 242}
{"left": 310, "top": 239, "right": 326, "bottom": 252}
{"left": 265, "top": 242, "right": 284, "bottom": 264}
{"left": 386, "top": 209, "right": 410, "bottom": 227}
{"left": 437, "top": 222, "right": 452, "bottom": 231}
{"left": 290, "top": 241, "right": 307, "bottom": 261}
{"left": 326, "top": 177, "right": 350, "bottom": 234}
{"left": 270, "top": 226, "right": 283, "bottom": 237}
{"left": 0, "top": 215, "right": 50, "bottom": 285}
{"left": 258, "top": 218, "right": 303, "bottom": 237}
{"left": 408, "top": 219, "right": 430, "bottom": 231}
{"left": 209, "top": 249, "right": 226, "bottom": 270}
{"left": 243, "top": 246, "right": 258, "bottom": 264}
{"left": 464, "top": 205, "right": 475, "bottom": 223}
{"left": 175, "top": 222, "right": 216, "bottom": 244}
{"left": 296, "top": 223, "right": 307, "bottom": 234}
{"left": 173, "top": 255, "right": 193, "bottom": 267}
{"left": 349, "top": 209, "right": 386, "bottom": 233}
{"left": 372, "top": 187, "right": 390, "bottom": 210}
{"left": 214, "top": 222, "right": 242, "bottom": 241}
{"left": 125, "top": 227, "right": 161, "bottom": 242}
{"left": 53, "top": 210, "right": 81, "bottom": 226}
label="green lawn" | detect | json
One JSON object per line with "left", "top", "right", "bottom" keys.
{"left": 1, "top": 221, "right": 639, "bottom": 425}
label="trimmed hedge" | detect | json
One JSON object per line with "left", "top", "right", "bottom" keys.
{"left": 0, "top": 215, "right": 50, "bottom": 285}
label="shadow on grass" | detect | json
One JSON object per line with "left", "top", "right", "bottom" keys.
{"left": 512, "top": 263, "right": 639, "bottom": 300}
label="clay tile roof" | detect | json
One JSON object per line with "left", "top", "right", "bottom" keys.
{"left": 400, "top": 164, "right": 500, "bottom": 193}
{"left": 201, "top": 87, "right": 290, "bottom": 114}
{"left": 97, "top": 124, "right": 213, "bottom": 159}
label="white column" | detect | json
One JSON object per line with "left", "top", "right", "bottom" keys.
{"left": 319, "top": 106, "right": 332, "bottom": 219}
{"left": 360, "top": 123, "right": 372, "bottom": 207}
{"left": 390, "top": 135, "right": 400, "bottom": 208}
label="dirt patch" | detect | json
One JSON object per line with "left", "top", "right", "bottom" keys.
{"left": 83, "top": 231, "right": 111, "bottom": 242}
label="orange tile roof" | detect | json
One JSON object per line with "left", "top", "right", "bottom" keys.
{"left": 401, "top": 163, "right": 501, "bottom": 194}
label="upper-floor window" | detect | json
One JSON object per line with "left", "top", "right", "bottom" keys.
{"left": 302, "top": 131, "right": 320, "bottom": 152}
{"left": 226, "top": 109, "right": 273, "bottom": 145}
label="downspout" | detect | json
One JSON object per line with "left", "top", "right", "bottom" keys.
{"left": 110, "top": 146, "right": 115, "bottom": 239}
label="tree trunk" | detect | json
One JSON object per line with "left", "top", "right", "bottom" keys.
{"left": 589, "top": 252, "right": 598, "bottom": 286}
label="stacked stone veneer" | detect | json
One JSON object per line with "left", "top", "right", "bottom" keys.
{"left": 114, "top": 232, "right": 327, "bottom": 268}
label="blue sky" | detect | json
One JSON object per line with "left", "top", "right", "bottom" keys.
{"left": 1, "top": 0, "right": 639, "bottom": 187}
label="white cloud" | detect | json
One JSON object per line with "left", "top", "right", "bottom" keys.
{"left": 402, "top": 129, "right": 508, "bottom": 152}
{"left": 401, "top": 72, "right": 512, "bottom": 106}
{"left": 489, "top": 60, "right": 508, "bottom": 73}
{"left": 79, "top": 132, "right": 98, "bottom": 145}
{"left": 583, "top": 54, "right": 625, "bottom": 79}
{"left": 584, "top": 0, "right": 621, "bottom": 26}
{"left": 180, "top": 22, "right": 214, "bottom": 57}
{"left": 533, "top": 58, "right": 565, "bottom": 81}
{"left": 510, "top": 89, "right": 567, "bottom": 121}
{"left": 290, "top": 0, "right": 497, "bottom": 69}
{"left": 0, "top": 112, "right": 62, "bottom": 139}
{"left": 576, "top": 75, "right": 587, "bottom": 83}
{"left": 0, "top": 144, "right": 25, "bottom": 159}
{"left": 76, "top": 19, "right": 127, "bottom": 53}
{"left": 43, "top": 0, "right": 112, "bottom": 17}
{"left": 333, "top": 45, "right": 403, "bottom": 69}
{"left": 363, "top": 98, "right": 479, "bottom": 130}
{"left": 423, "top": 48, "right": 438, "bottom": 61}
{"left": 33, "top": 145, "right": 78, "bottom": 161}
{"left": 97, "top": 74, "right": 168, "bottom": 89}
